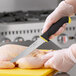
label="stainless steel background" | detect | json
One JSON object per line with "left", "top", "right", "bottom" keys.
{"left": 0, "top": 0, "right": 57, "bottom": 12}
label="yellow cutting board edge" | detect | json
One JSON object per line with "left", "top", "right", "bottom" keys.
{"left": 0, "top": 68, "right": 55, "bottom": 76}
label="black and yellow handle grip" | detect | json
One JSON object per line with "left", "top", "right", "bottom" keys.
{"left": 40, "top": 16, "right": 71, "bottom": 42}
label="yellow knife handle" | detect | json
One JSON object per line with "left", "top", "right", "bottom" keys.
{"left": 40, "top": 17, "right": 71, "bottom": 42}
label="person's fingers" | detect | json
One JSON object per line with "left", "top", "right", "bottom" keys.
{"left": 44, "top": 57, "right": 55, "bottom": 69}
{"left": 42, "top": 11, "right": 62, "bottom": 34}
{"left": 42, "top": 14, "right": 57, "bottom": 34}
{"left": 54, "top": 24, "right": 66, "bottom": 36}
{"left": 49, "top": 27, "right": 64, "bottom": 39}
{"left": 42, "top": 15, "right": 66, "bottom": 39}
{"left": 0, "top": 61, "right": 15, "bottom": 69}
{"left": 41, "top": 52, "right": 54, "bottom": 61}
{"left": 49, "top": 35, "right": 56, "bottom": 39}
{"left": 44, "top": 53, "right": 62, "bottom": 69}
{"left": 42, "top": 21, "right": 53, "bottom": 34}
{"left": 49, "top": 24, "right": 66, "bottom": 39}
{"left": 44, "top": 50, "right": 74, "bottom": 72}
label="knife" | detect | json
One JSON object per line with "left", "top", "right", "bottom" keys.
{"left": 11, "top": 16, "right": 71, "bottom": 62}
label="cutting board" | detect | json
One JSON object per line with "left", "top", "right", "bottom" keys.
{"left": 0, "top": 50, "right": 56, "bottom": 76}
{"left": 0, "top": 68, "right": 56, "bottom": 76}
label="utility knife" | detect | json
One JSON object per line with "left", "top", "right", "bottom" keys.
{"left": 11, "top": 16, "right": 71, "bottom": 62}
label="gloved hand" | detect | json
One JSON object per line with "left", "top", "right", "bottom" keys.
{"left": 42, "top": 1, "right": 74, "bottom": 39}
{"left": 42, "top": 44, "right": 76, "bottom": 72}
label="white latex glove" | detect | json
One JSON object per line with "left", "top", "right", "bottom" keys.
{"left": 42, "top": 1, "right": 74, "bottom": 39}
{"left": 42, "top": 45, "right": 76, "bottom": 72}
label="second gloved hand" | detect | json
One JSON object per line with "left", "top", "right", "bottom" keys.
{"left": 42, "top": 45, "right": 76, "bottom": 72}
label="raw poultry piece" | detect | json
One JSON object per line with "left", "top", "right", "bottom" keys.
{"left": 0, "top": 44, "right": 50, "bottom": 69}
{"left": 16, "top": 49, "right": 50, "bottom": 69}
{"left": 0, "top": 44, "right": 27, "bottom": 69}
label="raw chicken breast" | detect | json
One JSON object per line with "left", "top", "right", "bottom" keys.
{"left": 16, "top": 50, "right": 50, "bottom": 69}
{"left": 0, "top": 44, "right": 50, "bottom": 69}
{"left": 0, "top": 44, "right": 27, "bottom": 69}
